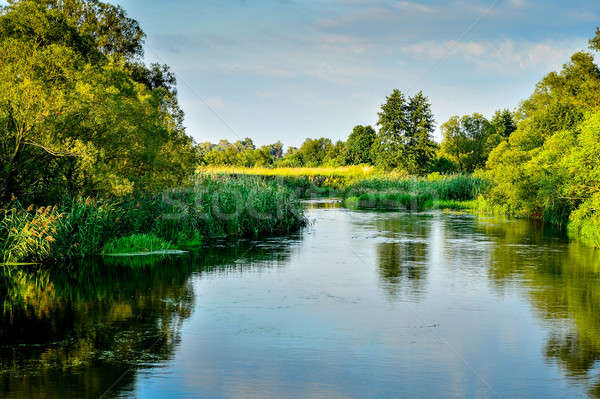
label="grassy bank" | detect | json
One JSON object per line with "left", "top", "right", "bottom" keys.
{"left": 0, "top": 175, "right": 306, "bottom": 265}
{"left": 341, "top": 175, "right": 489, "bottom": 210}
{"left": 201, "top": 167, "right": 489, "bottom": 210}
{"left": 199, "top": 166, "right": 408, "bottom": 194}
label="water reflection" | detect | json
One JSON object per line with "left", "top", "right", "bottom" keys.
{"left": 476, "top": 217, "right": 600, "bottom": 398}
{"left": 373, "top": 214, "right": 430, "bottom": 301}
{"left": 0, "top": 240, "right": 298, "bottom": 399}
{"left": 3, "top": 209, "right": 600, "bottom": 398}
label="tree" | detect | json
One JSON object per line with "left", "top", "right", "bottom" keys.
{"left": 485, "top": 41, "right": 600, "bottom": 225}
{"left": 491, "top": 109, "right": 517, "bottom": 139}
{"left": 372, "top": 89, "right": 436, "bottom": 174}
{"left": 296, "top": 138, "right": 333, "bottom": 167}
{"left": 264, "top": 141, "right": 284, "bottom": 159}
{"left": 405, "top": 91, "right": 437, "bottom": 173}
{"left": 440, "top": 114, "right": 495, "bottom": 173}
{"left": 345, "top": 125, "right": 375, "bottom": 164}
{"left": 0, "top": 0, "right": 197, "bottom": 201}
{"left": 324, "top": 140, "right": 346, "bottom": 167}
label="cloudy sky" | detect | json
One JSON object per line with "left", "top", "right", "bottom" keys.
{"left": 116, "top": 1, "right": 599, "bottom": 145}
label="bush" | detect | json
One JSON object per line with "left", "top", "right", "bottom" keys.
{"left": 568, "top": 194, "right": 600, "bottom": 249}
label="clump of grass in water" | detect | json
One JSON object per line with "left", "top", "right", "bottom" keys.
{"left": 102, "top": 234, "right": 173, "bottom": 255}
{"left": 432, "top": 200, "right": 478, "bottom": 211}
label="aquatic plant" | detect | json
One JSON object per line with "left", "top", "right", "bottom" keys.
{"left": 102, "top": 234, "right": 173, "bottom": 255}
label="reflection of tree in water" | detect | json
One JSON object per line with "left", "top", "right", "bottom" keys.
{"left": 374, "top": 215, "right": 430, "bottom": 301}
{"left": 477, "top": 217, "right": 600, "bottom": 397}
{"left": 0, "top": 241, "right": 297, "bottom": 399}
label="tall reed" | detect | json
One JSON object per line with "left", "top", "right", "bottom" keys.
{"left": 0, "top": 175, "right": 307, "bottom": 265}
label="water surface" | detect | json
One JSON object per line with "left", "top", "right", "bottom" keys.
{"left": 2, "top": 203, "right": 600, "bottom": 398}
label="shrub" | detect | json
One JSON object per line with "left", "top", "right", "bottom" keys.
{"left": 568, "top": 194, "right": 600, "bottom": 249}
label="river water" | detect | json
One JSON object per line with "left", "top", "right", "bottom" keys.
{"left": 2, "top": 201, "right": 600, "bottom": 398}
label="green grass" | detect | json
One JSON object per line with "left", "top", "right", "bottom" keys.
{"left": 432, "top": 200, "right": 479, "bottom": 210}
{"left": 340, "top": 175, "right": 489, "bottom": 211}
{"left": 102, "top": 234, "right": 173, "bottom": 255}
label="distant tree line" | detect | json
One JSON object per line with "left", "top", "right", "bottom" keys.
{"left": 199, "top": 89, "right": 518, "bottom": 176}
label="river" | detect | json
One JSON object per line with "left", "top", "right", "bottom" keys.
{"left": 2, "top": 201, "right": 600, "bottom": 398}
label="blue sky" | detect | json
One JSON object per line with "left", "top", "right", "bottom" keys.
{"left": 25, "top": 1, "right": 600, "bottom": 145}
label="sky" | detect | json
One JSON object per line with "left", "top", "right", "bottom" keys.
{"left": 23, "top": 0, "right": 600, "bottom": 146}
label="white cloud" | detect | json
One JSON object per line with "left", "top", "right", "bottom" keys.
{"left": 220, "top": 64, "right": 297, "bottom": 78}
{"left": 394, "top": 1, "right": 440, "bottom": 13}
{"left": 319, "top": 34, "right": 370, "bottom": 55}
{"left": 508, "top": 0, "right": 529, "bottom": 8}
{"left": 402, "top": 38, "right": 587, "bottom": 75}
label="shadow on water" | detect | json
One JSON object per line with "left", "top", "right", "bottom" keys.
{"left": 0, "top": 238, "right": 300, "bottom": 399}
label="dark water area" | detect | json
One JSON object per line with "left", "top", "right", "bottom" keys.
{"left": 2, "top": 202, "right": 600, "bottom": 398}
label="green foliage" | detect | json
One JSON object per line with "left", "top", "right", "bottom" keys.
{"left": 294, "top": 137, "right": 334, "bottom": 167}
{"left": 372, "top": 89, "right": 437, "bottom": 174}
{"left": 568, "top": 194, "right": 600, "bottom": 249}
{"left": 590, "top": 26, "right": 600, "bottom": 53}
{"left": 345, "top": 125, "right": 376, "bottom": 164}
{"left": 490, "top": 109, "right": 517, "bottom": 139}
{"left": 0, "top": 0, "right": 197, "bottom": 202}
{"left": 344, "top": 192, "right": 432, "bottom": 211}
{"left": 102, "top": 233, "right": 172, "bottom": 254}
{"left": 482, "top": 36, "right": 600, "bottom": 247}
{"left": 0, "top": 204, "right": 60, "bottom": 264}
{"left": 199, "top": 139, "right": 286, "bottom": 168}
{"left": 0, "top": 175, "right": 307, "bottom": 264}
{"left": 432, "top": 199, "right": 478, "bottom": 210}
{"left": 440, "top": 113, "right": 499, "bottom": 173}
{"left": 341, "top": 175, "right": 488, "bottom": 210}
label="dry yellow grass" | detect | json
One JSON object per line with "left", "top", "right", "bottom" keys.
{"left": 197, "top": 165, "right": 407, "bottom": 180}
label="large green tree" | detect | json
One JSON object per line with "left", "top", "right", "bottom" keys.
{"left": 440, "top": 113, "right": 497, "bottom": 173}
{"left": 372, "top": 89, "right": 436, "bottom": 174}
{"left": 485, "top": 40, "right": 600, "bottom": 235}
{"left": 345, "top": 125, "right": 375, "bottom": 165}
{"left": 0, "top": 0, "right": 196, "bottom": 201}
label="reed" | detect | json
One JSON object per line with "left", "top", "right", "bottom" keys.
{"left": 0, "top": 175, "right": 307, "bottom": 265}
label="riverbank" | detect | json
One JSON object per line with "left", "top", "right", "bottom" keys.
{"left": 0, "top": 175, "right": 307, "bottom": 265}
{"left": 202, "top": 167, "right": 488, "bottom": 210}
{"left": 202, "top": 167, "right": 599, "bottom": 249}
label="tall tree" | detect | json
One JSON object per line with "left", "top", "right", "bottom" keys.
{"left": 405, "top": 91, "right": 437, "bottom": 173}
{"left": 372, "top": 89, "right": 436, "bottom": 174}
